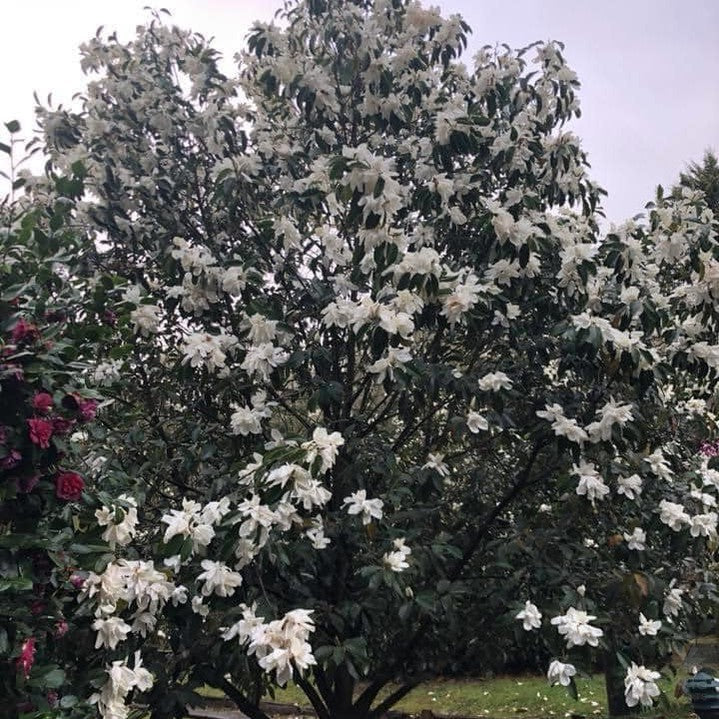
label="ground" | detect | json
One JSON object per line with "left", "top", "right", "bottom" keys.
{"left": 198, "top": 673, "right": 694, "bottom": 719}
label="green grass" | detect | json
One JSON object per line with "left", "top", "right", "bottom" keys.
{"left": 199, "top": 673, "right": 694, "bottom": 718}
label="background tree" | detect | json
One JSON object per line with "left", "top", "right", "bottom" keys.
{"left": 674, "top": 150, "right": 719, "bottom": 214}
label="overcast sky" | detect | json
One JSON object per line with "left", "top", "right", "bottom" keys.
{"left": 2, "top": 0, "right": 717, "bottom": 223}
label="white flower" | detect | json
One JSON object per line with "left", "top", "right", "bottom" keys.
{"left": 547, "top": 659, "right": 576, "bottom": 687}
{"left": 192, "top": 596, "right": 209, "bottom": 617}
{"left": 467, "top": 411, "right": 489, "bottom": 433}
{"left": 368, "top": 347, "right": 412, "bottom": 383}
{"left": 585, "top": 399, "right": 634, "bottom": 443}
{"left": 690, "top": 512, "right": 718, "bottom": 538}
{"left": 246, "top": 313, "right": 279, "bottom": 344}
{"left": 550, "top": 607, "right": 603, "bottom": 648}
{"left": 222, "top": 266, "right": 248, "bottom": 295}
{"left": 343, "top": 489, "right": 384, "bottom": 525}
{"left": 515, "top": 600, "right": 542, "bottom": 631}
{"left": 658, "top": 500, "right": 690, "bottom": 531}
{"left": 638, "top": 613, "right": 661, "bottom": 636}
{"left": 536, "top": 404, "right": 588, "bottom": 444}
{"left": 91, "top": 360, "right": 122, "bottom": 386}
{"left": 663, "top": 587, "right": 684, "bottom": 621}
{"left": 160, "top": 498, "right": 215, "bottom": 552}
{"left": 624, "top": 527, "right": 646, "bottom": 551}
{"left": 92, "top": 616, "right": 132, "bottom": 649}
{"left": 478, "top": 371, "right": 512, "bottom": 392}
{"left": 645, "top": 449, "right": 673, "bottom": 482}
{"left": 95, "top": 495, "right": 138, "bottom": 550}
{"left": 302, "top": 427, "right": 345, "bottom": 473}
{"left": 196, "top": 560, "right": 243, "bottom": 597}
{"left": 383, "top": 538, "right": 412, "bottom": 572}
{"left": 241, "top": 342, "right": 289, "bottom": 381}
{"left": 572, "top": 460, "right": 610, "bottom": 503}
{"left": 182, "top": 331, "right": 234, "bottom": 373}
{"left": 617, "top": 474, "right": 643, "bottom": 500}
{"left": 130, "top": 304, "right": 162, "bottom": 335}
{"left": 305, "top": 517, "right": 331, "bottom": 549}
{"left": 90, "top": 652, "right": 154, "bottom": 719}
{"left": 423, "top": 452, "right": 450, "bottom": 477}
{"left": 624, "top": 663, "right": 661, "bottom": 708}
{"left": 230, "top": 405, "right": 264, "bottom": 436}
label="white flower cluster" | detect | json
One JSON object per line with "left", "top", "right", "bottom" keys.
{"left": 95, "top": 494, "right": 139, "bottom": 550}
{"left": 536, "top": 398, "right": 633, "bottom": 445}
{"left": 550, "top": 607, "right": 603, "bottom": 648}
{"left": 230, "top": 390, "right": 275, "bottom": 436}
{"left": 222, "top": 605, "right": 316, "bottom": 686}
{"left": 383, "top": 538, "right": 412, "bottom": 573}
{"left": 161, "top": 497, "right": 231, "bottom": 552}
{"left": 82, "top": 559, "right": 182, "bottom": 647}
{"left": 90, "top": 651, "right": 153, "bottom": 719}
{"left": 182, "top": 329, "right": 237, "bottom": 374}
{"left": 624, "top": 663, "right": 661, "bottom": 707}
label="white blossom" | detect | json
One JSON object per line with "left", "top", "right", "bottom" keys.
{"left": 624, "top": 663, "right": 661, "bottom": 708}
{"left": 624, "top": 527, "right": 646, "bottom": 551}
{"left": 343, "top": 489, "right": 384, "bottom": 525}
{"left": 550, "top": 607, "right": 603, "bottom": 648}
{"left": 515, "top": 600, "right": 542, "bottom": 631}
{"left": 638, "top": 613, "right": 661, "bottom": 636}
{"left": 547, "top": 659, "right": 576, "bottom": 687}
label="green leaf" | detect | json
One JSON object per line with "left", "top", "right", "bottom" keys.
{"left": 5, "top": 120, "right": 20, "bottom": 133}
{"left": 42, "top": 668, "right": 66, "bottom": 688}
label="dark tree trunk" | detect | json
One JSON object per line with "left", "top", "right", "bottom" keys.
{"left": 604, "top": 651, "right": 631, "bottom": 717}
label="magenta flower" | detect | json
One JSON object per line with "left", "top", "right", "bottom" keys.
{"left": 16, "top": 637, "right": 36, "bottom": 679}
{"left": 27, "top": 418, "right": 54, "bottom": 449}
{"left": 31, "top": 392, "right": 54, "bottom": 413}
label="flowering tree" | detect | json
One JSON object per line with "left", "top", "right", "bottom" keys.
{"left": 30, "top": 1, "right": 719, "bottom": 718}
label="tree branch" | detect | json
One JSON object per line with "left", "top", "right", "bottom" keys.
{"left": 295, "top": 674, "right": 331, "bottom": 719}
{"left": 367, "top": 681, "right": 420, "bottom": 719}
{"left": 209, "top": 677, "right": 271, "bottom": 719}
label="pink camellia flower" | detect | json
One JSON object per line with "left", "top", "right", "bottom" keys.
{"left": 32, "top": 393, "right": 54, "bottom": 413}
{"left": 16, "top": 637, "right": 36, "bottom": 679}
{"left": 69, "top": 573, "right": 85, "bottom": 590}
{"left": 27, "top": 418, "right": 53, "bottom": 449}
{"left": 30, "top": 600, "right": 45, "bottom": 616}
{"left": 0, "top": 449, "right": 22, "bottom": 470}
{"left": 11, "top": 319, "right": 40, "bottom": 345}
{"left": 55, "top": 471, "right": 84, "bottom": 501}
{"left": 55, "top": 619, "right": 69, "bottom": 638}
{"left": 52, "top": 417, "right": 75, "bottom": 436}
{"left": 77, "top": 399, "right": 98, "bottom": 423}
{"left": 46, "top": 691, "right": 58, "bottom": 707}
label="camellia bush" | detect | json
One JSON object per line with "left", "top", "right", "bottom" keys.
{"left": 23, "top": 1, "right": 719, "bottom": 718}
{"left": 0, "top": 125, "right": 130, "bottom": 718}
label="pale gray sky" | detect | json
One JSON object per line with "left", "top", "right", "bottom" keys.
{"left": 2, "top": 0, "right": 717, "bottom": 223}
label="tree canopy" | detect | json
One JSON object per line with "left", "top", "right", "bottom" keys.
{"left": 1, "top": 2, "right": 718, "bottom": 718}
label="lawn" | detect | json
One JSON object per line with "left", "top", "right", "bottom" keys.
{"left": 200, "top": 673, "right": 694, "bottom": 719}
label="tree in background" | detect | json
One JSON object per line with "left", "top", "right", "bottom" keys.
{"left": 675, "top": 150, "right": 719, "bottom": 214}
